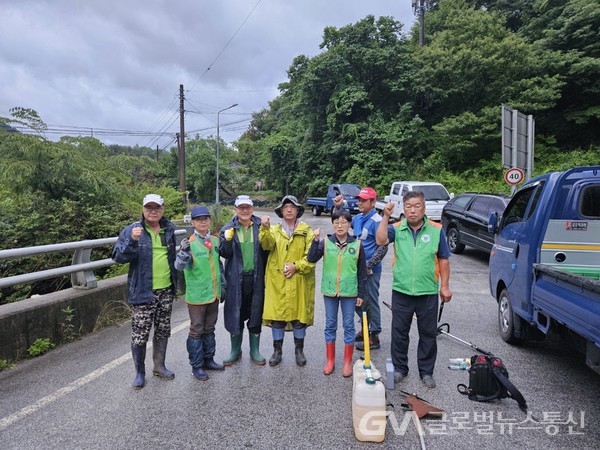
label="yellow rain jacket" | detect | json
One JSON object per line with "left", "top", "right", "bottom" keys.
{"left": 259, "top": 221, "right": 316, "bottom": 327}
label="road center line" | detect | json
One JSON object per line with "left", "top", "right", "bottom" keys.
{"left": 0, "top": 320, "right": 190, "bottom": 431}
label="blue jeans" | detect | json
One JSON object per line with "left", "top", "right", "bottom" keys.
{"left": 271, "top": 321, "right": 306, "bottom": 340}
{"left": 356, "top": 272, "right": 382, "bottom": 334}
{"left": 324, "top": 296, "right": 356, "bottom": 344}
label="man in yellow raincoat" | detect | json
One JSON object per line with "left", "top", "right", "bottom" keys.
{"left": 260, "top": 195, "right": 316, "bottom": 367}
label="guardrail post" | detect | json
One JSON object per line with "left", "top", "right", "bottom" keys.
{"left": 71, "top": 248, "right": 97, "bottom": 289}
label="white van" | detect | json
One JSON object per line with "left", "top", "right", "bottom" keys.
{"left": 375, "top": 181, "right": 453, "bottom": 221}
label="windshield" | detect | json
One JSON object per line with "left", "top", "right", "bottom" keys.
{"left": 339, "top": 185, "right": 361, "bottom": 196}
{"left": 419, "top": 185, "right": 450, "bottom": 201}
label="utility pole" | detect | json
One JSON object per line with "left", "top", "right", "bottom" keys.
{"left": 178, "top": 84, "right": 187, "bottom": 209}
{"left": 215, "top": 103, "right": 238, "bottom": 206}
{"left": 413, "top": 0, "right": 430, "bottom": 48}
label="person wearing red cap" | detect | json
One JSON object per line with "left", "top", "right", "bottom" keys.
{"left": 112, "top": 193, "right": 178, "bottom": 389}
{"left": 334, "top": 187, "right": 388, "bottom": 351}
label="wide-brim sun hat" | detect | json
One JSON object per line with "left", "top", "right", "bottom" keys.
{"left": 274, "top": 195, "right": 305, "bottom": 218}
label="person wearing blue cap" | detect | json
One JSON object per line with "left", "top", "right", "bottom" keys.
{"left": 175, "top": 205, "right": 226, "bottom": 381}
{"left": 219, "top": 195, "right": 269, "bottom": 366}
{"left": 112, "top": 193, "right": 178, "bottom": 389}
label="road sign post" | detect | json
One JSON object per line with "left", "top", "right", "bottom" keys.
{"left": 501, "top": 105, "right": 535, "bottom": 181}
{"left": 504, "top": 167, "right": 525, "bottom": 186}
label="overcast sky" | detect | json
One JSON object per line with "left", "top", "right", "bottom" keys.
{"left": 1, "top": 0, "right": 416, "bottom": 150}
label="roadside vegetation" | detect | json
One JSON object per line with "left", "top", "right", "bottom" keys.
{"left": 1, "top": 0, "right": 598, "bottom": 304}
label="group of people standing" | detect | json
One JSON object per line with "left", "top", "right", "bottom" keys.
{"left": 113, "top": 187, "right": 452, "bottom": 390}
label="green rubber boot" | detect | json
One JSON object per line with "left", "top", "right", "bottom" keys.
{"left": 223, "top": 334, "right": 243, "bottom": 366}
{"left": 249, "top": 333, "right": 266, "bottom": 365}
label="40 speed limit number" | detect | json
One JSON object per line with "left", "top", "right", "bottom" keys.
{"left": 504, "top": 167, "right": 525, "bottom": 185}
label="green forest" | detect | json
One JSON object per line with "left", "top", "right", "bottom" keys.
{"left": 1, "top": 0, "right": 599, "bottom": 302}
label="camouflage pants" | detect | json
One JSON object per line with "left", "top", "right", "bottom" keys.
{"left": 131, "top": 287, "right": 174, "bottom": 346}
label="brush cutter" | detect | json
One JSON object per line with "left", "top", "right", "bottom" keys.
{"left": 435, "top": 303, "right": 493, "bottom": 356}
{"left": 382, "top": 300, "right": 493, "bottom": 355}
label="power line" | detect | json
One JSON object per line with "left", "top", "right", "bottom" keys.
{"left": 135, "top": 91, "right": 179, "bottom": 147}
{"left": 12, "top": 125, "right": 174, "bottom": 137}
{"left": 187, "top": 88, "right": 278, "bottom": 93}
{"left": 186, "top": 118, "right": 252, "bottom": 136}
{"left": 188, "top": 0, "right": 263, "bottom": 92}
{"left": 145, "top": 110, "right": 181, "bottom": 149}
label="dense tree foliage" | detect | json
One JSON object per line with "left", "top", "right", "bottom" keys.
{"left": 239, "top": 0, "right": 599, "bottom": 198}
{"left": 0, "top": 109, "right": 183, "bottom": 303}
{"left": 2, "top": 0, "right": 600, "bottom": 302}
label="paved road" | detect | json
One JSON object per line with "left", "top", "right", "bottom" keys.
{"left": 1, "top": 210, "right": 599, "bottom": 449}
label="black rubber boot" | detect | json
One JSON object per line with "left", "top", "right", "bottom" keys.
{"left": 131, "top": 344, "right": 146, "bottom": 390}
{"left": 187, "top": 337, "right": 208, "bottom": 381}
{"left": 269, "top": 339, "right": 283, "bottom": 367}
{"left": 202, "top": 332, "right": 224, "bottom": 370}
{"left": 152, "top": 338, "right": 175, "bottom": 380}
{"left": 294, "top": 337, "right": 307, "bottom": 367}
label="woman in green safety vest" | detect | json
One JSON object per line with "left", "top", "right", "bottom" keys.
{"left": 175, "top": 205, "right": 226, "bottom": 382}
{"left": 307, "top": 209, "right": 367, "bottom": 377}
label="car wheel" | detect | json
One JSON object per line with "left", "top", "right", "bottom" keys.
{"left": 447, "top": 227, "right": 465, "bottom": 254}
{"left": 312, "top": 206, "right": 322, "bottom": 216}
{"left": 498, "top": 289, "right": 524, "bottom": 344}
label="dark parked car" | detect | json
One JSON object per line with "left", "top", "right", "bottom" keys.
{"left": 441, "top": 193, "right": 510, "bottom": 254}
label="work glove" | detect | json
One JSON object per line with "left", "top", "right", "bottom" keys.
{"left": 180, "top": 238, "right": 191, "bottom": 252}
{"left": 224, "top": 228, "right": 234, "bottom": 241}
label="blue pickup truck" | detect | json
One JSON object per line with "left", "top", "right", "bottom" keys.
{"left": 488, "top": 166, "right": 600, "bottom": 374}
{"left": 306, "top": 184, "right": 361, "bottom": 216}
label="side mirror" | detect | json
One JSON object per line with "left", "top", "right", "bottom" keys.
{"left": 488, "top": 211, "right": 499, "bottom": 234}
{"left": 449, "top": 192, "right": 454, "bottom": 199}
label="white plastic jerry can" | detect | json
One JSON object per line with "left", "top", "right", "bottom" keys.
{"left": 352, "top": 360, "right": 386, "bottom": 442}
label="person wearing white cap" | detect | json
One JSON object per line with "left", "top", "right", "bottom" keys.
{"left": 219, "top": 195, "right": 269, "bottom": 366}
{"left": 259, "top": 195, "right": 316, "bottom": 367}
{"left": 112, "top": 193, "right": 178, "bottom": 389}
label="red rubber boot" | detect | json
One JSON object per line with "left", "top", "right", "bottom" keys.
{"left": 342, "top": 344, "right": 354, "bottom": 377}
{"left": 323, "top": 342, "right": 335, "bottom": 375}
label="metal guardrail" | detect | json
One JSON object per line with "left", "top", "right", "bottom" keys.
{"left": 0, "top": 230, "right": 186, "bottom": 290}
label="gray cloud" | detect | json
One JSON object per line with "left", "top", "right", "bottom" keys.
{"left": 0, "top": 0, "right": 415, "bottom": 148}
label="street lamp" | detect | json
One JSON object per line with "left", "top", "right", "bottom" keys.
{"left": 216, "top": 103, "right": 238, "bottom": 205}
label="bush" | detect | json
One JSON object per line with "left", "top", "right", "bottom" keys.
{"left": 27, "top": 338, "right": 54, "bottom": 357}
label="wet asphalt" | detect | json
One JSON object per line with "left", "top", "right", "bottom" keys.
{"left": 1, "top": 210, "right": 599, "bottom": 449}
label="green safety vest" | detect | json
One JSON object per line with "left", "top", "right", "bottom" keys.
{"left": 392, "top": 220, "right": 442, "bottom": 295}
{"left": 321, "top": 239, "right": 359, "bottom": 297}
{"left": 184, "top": 235, "right": 221, "bottom": 304}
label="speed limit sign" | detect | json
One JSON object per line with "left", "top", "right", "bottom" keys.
{"left": 504, "top": 167, "right": 525, "bottom": 185}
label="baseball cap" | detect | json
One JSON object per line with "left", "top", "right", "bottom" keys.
{"left": 234, "top": 195, "right": 254, "bottom": 207}
{"left": 190, "top": 205, "right": 211, "bottom": 219}
{"left": 355, "top": 187, "right": 377, "bottom": 200}
{"left": 142, "top": 194, "right": 164, "bottom": 206}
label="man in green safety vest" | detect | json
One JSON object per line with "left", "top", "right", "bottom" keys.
{"left": 376, "top": 191, "right": 452, "bottom": 389}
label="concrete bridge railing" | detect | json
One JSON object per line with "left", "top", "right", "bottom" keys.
{"left": 0, "top": 229, "right": 187, "bottom": 361}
